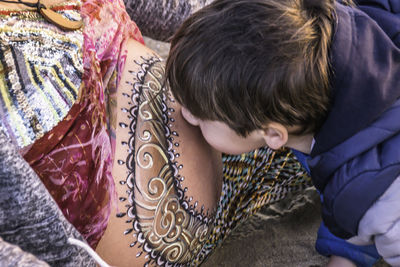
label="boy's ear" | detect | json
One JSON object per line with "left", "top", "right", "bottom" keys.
{"left": 260, "top": 122, "right": 288, "bottom": 150}
{"left": 181, "top": 106, "right": 200, "bottom": 126}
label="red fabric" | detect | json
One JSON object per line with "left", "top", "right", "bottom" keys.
{"left": 24, "top": 0, "right": 143, "bottom": 247}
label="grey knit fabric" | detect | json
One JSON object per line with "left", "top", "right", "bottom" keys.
{"left": 0, "top": 237, "right": 49, "bottom": 267}
{"left": 124, "top": 0, "right": 214, "bottom": 41}
{"left": 0, "top": 127, "right": 96, "bottom": 267}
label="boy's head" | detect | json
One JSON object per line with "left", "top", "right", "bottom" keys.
{"left": 166, "top": 0, "right": 335, "bottom": 154}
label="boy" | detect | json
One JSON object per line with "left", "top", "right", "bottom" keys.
{"left": 166, "top": 0, "right": 400, "bottom": 265}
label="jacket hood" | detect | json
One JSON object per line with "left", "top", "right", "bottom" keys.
{"left": 311, "top": 3, "right": 400, "bottom": 161}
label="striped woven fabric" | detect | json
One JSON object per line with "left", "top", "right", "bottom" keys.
{"left": 0, "top": 3, "right": 83, "bottom": 147}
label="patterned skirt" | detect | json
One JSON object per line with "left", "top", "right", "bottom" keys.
{"left": 192, "top": 148, "right": 312, "bottom": 265}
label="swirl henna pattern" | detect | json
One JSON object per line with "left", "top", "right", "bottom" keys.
{"left": 117, "top": 56, "right": 214, "bottom": 266}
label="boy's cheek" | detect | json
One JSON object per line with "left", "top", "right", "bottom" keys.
{"left": 196, "top": 120, "right": 266, "bottom": 154}
{"left": 201, "top": 131, "right": 264, "bottom": 155}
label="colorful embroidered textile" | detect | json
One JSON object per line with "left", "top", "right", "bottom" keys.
{"left": 0, "top": 0, "right": 143, "bottom": 247}
{"left": 194, "top": 148, "right": 312, "bottom": 264}
{"left": 0, "top": 3, "right": 83, "bottom": 148}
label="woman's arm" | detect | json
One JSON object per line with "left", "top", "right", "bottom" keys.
{"left": 123, "top": 0, "right": 214, "bottom": 41}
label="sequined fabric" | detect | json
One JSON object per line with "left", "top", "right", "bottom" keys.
{"left": 0, "top": 0, "right": 143, "bottom": 248}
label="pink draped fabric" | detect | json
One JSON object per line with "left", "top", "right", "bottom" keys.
{"left": 24, "top": 0, "right": 144, "bottom": 247}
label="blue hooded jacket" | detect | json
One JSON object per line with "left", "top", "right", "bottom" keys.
{"left": 308, "top": 0, "right": 400, "bottom": 240}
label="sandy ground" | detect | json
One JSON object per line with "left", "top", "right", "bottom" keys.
{"left": 203, "top": 188, "right": 328, "bottom": 267}
{"left": 144, "top": 37, "right": 390, "bottom": 267}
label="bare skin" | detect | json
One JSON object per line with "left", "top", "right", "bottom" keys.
{"left": 328, "top": 256, "right": 357, "bottom": 267}
{"left": 96, "top": 39, "right": 222, "bottom": 266}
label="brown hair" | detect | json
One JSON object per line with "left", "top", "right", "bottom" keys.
{"left": 166, "top": 0, "right": 335, "bottom": 136}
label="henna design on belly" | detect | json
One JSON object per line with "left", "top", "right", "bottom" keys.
{"left": 117, "top": 56, "right": 214, "bottom": 266}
